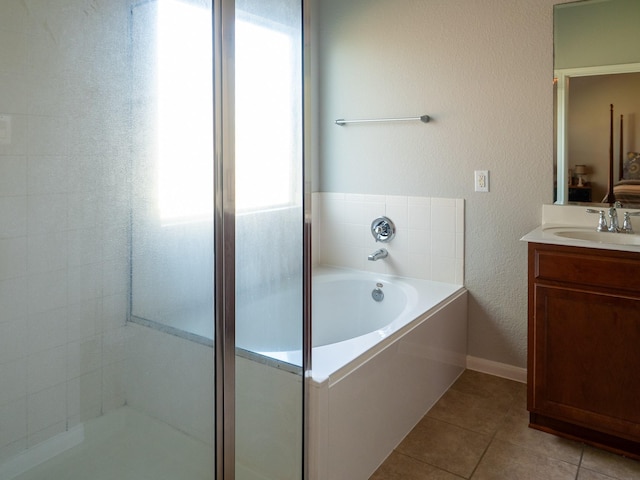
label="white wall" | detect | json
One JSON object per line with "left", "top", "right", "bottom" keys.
{"left": 314, "top": 0, "right": 560, "bottom": 369}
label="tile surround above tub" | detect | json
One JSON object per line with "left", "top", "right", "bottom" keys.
{"left": 312, "top": 193, "right": 464, "bottom": 285}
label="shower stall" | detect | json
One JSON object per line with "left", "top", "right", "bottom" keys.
{"left": 0, "top": 0, "right": 308, "bottom": 479}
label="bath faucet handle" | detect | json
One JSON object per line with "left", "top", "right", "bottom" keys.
{"left": 375, "top": 224, "right": 389, "bottom": 235}
{"left": 370, "top": 217, "right": 396, "bottom": 243}
{"left": 622, "top": 211, "right": 640, "bottom": 234}
{"left": 586, "top": 209, "right": 608, "bottom": 232}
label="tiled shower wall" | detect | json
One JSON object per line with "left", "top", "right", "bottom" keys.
{"left": 312, "top": 192, "right": 464, "bottom": 285}
{"left": 0, "top": 2, "right": 130, "bottom": 463}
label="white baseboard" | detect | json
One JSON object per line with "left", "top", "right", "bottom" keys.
{"left": 0, "top": 424, "right": 84, "bottom": 480}
{"left": 466, "top": 355, "right": 527, "bottom": 384}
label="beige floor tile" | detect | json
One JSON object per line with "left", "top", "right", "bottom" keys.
{"left": 396, "top": 416, "right": 491, "bottom": 478}
{"left": 427, "top": 388, "right": 510, "bottom": 436}
{"left": 471, "top": 439, "right": 578, "bottom": 480}
{"left": 577, "top": 467, "right": 620, "bottom": 480}
{"left": 450, "top": 370, "right": 522, "bottom": 410}
{"left": 494, "top": 407, "right": 583, "bottom": 465}
{"left": 509, "top": 381, "right": 528, "bottom": 410}
{"left": 375, "top": 371, "right": 640, "bottom": 480}
{"left": 369, "top": 451, "right": 464, "bottom": 480}
{"left": 581, "top": 446, "right": 640, "bottom": 480}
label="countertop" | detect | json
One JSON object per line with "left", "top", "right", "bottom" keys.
{"left": 521, "top": 204, "right": 640, "bottom": 254}
{"left": 521, "top": 224, "right": 640, "bottom": 254}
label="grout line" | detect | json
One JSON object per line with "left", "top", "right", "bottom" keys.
{"left": 466, "top": 412, "right": 506, "bottom": 479}
{"left": 574, "top": 447, "right": 585, "bottom": 480}
{"left": 389, "top": 451, "right": 467, "bottom": 479}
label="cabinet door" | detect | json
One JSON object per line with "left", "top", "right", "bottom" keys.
{"left": 531, "top": 284, "right": 640, "bottom": 441}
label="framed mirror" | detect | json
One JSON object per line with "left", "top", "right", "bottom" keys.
{"left": 554, "top": 0, "right": 640, "bottom": 205}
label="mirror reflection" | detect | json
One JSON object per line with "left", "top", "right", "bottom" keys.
{"left": 554, "top": 0, "right": 640, "bottom": 206}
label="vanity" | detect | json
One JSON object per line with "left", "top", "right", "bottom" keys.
{"left": 522, "top": 205, "right": 640, "bottom": 460}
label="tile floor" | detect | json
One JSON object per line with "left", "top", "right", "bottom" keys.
{"left": 370, "top": 370, "right": 640, "bottom": 480}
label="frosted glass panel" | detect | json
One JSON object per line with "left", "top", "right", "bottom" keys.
{"left": 0, "top": 1, "right": 214, "bottom": 478}
{"left": 130, "top": 0, "right": 215, "bottom": 343}
{"left": 234, "top": 0, "right": 304, "bottom": 478}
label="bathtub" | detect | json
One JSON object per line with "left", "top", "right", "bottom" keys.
{"left": 306, "top": 266, "right": 468, "bottom": 480}
{"left": 245, "top": 266, "right": 464, "bottom": 364}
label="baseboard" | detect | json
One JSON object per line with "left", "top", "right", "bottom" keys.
{"left": 466, "top": 355, "right": 527, "bottom": 383}
{"left": 0, "top": 424, "right": 84, "bottom": 480}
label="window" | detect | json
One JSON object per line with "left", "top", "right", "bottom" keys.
{"left": 156, "top": 0, "right": 214, "bottom": 223}
{"left": 153, "top": 0, "right": 301, "bottom": 221}
{"left": 235, "top": 12, "right": 301, "bottom": 211}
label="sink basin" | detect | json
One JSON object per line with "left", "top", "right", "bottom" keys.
{"left": 545, "top": 227, "right": 640, "bottom": 246}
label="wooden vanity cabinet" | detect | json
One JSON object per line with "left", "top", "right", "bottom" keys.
{"left": 527, "top": 242, "right": 640, "bottom": 459}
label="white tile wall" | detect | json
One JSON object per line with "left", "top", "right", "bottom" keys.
{"left": 0, "top": 2, "right": 131, "bottom": 464}
{"left": 125, "top": 324, "right": 215, "bottom": 446}
{"left": 314, "top": 192, "right": 464, "bottom": 285}
{"left": 236, "top": 356, "right": 303, "bottom": 479}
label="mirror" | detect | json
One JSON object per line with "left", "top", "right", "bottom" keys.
{"left": 554, "top": 0, "right": 640, "bottom": 206}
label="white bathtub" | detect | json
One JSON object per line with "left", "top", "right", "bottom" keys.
{"left": 250, "top": 267, "right": 466, "bottom": 379}
{"left": 306, "top": 266, "right": 468, "bottom": 480}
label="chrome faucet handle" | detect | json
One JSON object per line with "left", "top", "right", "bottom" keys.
{"left": 371, "top": 217, "right": 396, "bottom": 243}
{"left": 622, "top": 211, "right": 640, "bottom": 234}
{"left": 586, "top": 208, "right": 608, "bottom": 232}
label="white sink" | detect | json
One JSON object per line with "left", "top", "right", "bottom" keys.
{"left": 544, "top": 227, "right": 640, "bottom": 246}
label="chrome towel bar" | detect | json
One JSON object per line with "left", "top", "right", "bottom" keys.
{"left": 335, "top": 114, "right": 430, "bottom": 126}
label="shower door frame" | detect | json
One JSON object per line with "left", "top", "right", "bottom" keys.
{"left": 214, "top": 0, "right": 312, "bottom": 478}
{"left": 213, "top": 0, "right": 236, "bottom": 477}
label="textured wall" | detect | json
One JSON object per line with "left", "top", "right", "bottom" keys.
{"left": 314, "top": 0, "right": 560, "bottom": 369}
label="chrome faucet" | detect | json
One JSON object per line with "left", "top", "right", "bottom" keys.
{"left": 368, "top": 248, "right": 388, "bottom": 261}
{"left": 608, "top": 206, "right": 620, "bottom": 232}
{"left": 587, "top": 203, "right": 640, "bottom": 233}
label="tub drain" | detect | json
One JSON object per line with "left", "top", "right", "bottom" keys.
{"left": 371, "top": 287, "right": 384, "bottom": 302}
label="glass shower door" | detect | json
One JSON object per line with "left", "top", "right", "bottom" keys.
{"left": 233, "top": 0, "right": 306, "bottom": 478}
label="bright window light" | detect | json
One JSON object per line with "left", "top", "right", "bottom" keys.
{"left": 156, "top": 1, "right": 298, "bottom": 220}
{"left": 235, "top": 16, "right": 298, "bottom": 212}
{"left": 157, "top": 0, "right": 213, "bottom": 223}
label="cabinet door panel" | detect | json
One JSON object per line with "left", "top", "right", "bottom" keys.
{"left": 532, "top": 285, "right": 640, "bottom": 439}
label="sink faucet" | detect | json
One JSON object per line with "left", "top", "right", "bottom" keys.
{"left": 588, "top": 204, "right": 640, "bottom": 233}
{"left": 587, "top": 203, "right": 621, "bottom": 232}
{"left": 608, "top": 206, "right": 620, "bottom": 233}
{"left": 368, "top": 248, "right": 388, "bottom": 261}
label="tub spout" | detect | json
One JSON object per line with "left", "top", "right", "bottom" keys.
{"left": 368, "top": 248, "right": 388, "bottom": 261}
